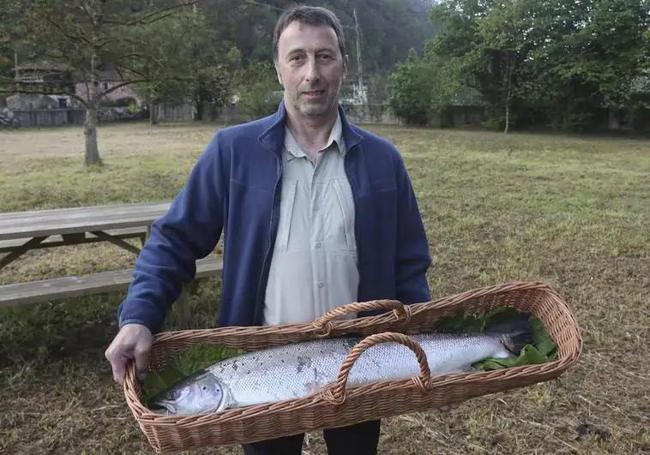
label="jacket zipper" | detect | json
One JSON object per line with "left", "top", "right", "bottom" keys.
{"left": 252, "top": 155, "right": 282, "bottom": 325}
{"left": 344, "top": 145, "right": 362, "bottom": 299}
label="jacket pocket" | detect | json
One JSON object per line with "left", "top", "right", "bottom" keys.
{"left": 277, "top": 179, "right": 297, "bottom": 251}
{"left": 332, "top": 179, "right": 356, "bottom": 251}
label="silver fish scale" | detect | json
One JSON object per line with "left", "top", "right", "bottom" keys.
{"left": 207, "top": 333, "right": 510, "bottom": 408}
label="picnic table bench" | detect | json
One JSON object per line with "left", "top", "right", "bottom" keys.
{"left": 0, "top": 202, "right": 223, "bottom": 307}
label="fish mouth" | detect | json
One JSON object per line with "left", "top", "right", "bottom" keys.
{"left": 150, "top": 399, "right": 176, "bottom": 415}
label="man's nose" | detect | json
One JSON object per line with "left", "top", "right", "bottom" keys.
{"left": 305, "top": 57, "right": 320, "bottom": 82}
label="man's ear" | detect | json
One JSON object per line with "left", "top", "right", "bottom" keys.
{"left": 275, "top": 63, "right": 283, "bottom": 85}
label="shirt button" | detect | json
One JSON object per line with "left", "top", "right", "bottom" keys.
{"left": 315, "top": 242, "right": 322, "bottom": 248}
{"left": 317, "top": 282, "right": 325, "bottom": 288}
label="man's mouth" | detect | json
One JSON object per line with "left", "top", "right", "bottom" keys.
{"left": 302, "top": 90, "right": 325, "bottom": 98}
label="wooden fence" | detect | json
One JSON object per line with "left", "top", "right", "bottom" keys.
{"left": 12, "top": 109, "right": 86, "bottom": 127}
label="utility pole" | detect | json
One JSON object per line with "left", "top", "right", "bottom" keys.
{"left": 352, "top": 8, "right": 363, "bottom": 88}
{"left": 14, "top": 49, "right": 18, "bottom": 93}
{"left": 352, "top": 8, "right": 367, "bottom": 105}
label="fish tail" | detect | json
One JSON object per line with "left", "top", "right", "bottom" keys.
{"left": 485, "top": 313, "right": 534, "bottom": 354}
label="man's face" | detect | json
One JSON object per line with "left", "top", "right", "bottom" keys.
{"left": 275, "top": 21, "right": 347, "bottom": 122}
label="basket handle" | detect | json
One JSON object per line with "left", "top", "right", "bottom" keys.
{"left": 312, "top": 300, "right": 410, "bottom": 337}
{"left": 122, "top": 360, "right": 147, "bottom": 413}
{"left": 321, "top": 332, "right": 431, "bottom": 405}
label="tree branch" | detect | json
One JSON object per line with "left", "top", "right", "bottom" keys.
{"left": 99, "top": 78, "right": 150, "bottom": 97}
{"left": 0, "top": 85, "right": 89, "bottom": 107}
{"left": 43, "top": 15, "right": 92, "bottom": 46}
{"left": 103, "top": 1, "right": 197, "bottom": 27}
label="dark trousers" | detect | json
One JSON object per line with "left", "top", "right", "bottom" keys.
{"left": 242, "top": 420, "right": 381, "bottom": 455}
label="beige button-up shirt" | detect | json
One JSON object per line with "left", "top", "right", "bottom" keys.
{"left": 263, "top": 114, "right": 359, "bottom": 325}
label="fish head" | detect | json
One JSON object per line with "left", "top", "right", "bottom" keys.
{"left": 150, "top": 370, "right": 227, "bottom": 415}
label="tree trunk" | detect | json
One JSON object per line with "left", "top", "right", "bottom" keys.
{"left": 149, "top": 102, "right": 159, "bottom": 125}
{"left": 85, "top": 52, "right": 101, "bottom": 166}
{"left": 195, "top": 101, "right": 204, "bottom": 121}
{"left": 608, "top": 108, "right": 620, "bottom": 130}
{"left": 84, "top": 103, "right": 101, "bottom": 166}
{"left": 504, "top": 52, "right": 513, "bottom": 134}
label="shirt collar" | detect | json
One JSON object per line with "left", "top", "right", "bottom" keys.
{"left": 284, "top": 113, "right": 344, "bottom": 161}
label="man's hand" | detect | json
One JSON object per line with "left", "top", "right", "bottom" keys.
{"left": 105, "top": 323, "right": 153, "bottom": 385}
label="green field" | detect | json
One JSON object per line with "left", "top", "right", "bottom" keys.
{"left": 1, "top": 121, "right": 648, "bottom": 454}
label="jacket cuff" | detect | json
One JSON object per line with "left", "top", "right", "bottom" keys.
{"left": 118, "top": 299, "right": 166, "bottom": 333}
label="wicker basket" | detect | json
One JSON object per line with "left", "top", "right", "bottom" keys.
{"left": 123, "top": 281, "right": 581, "bottom": 453}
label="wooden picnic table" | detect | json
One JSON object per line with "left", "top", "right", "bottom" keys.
{"left": 0, "top": 201, "right": 171, "bottom": 271}
{"left": 0, "top": 201, "right": 223, "bottom": 307}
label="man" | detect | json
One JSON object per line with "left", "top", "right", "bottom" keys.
{"left": 105, "top": 6, "right": 431, "bottom": 455}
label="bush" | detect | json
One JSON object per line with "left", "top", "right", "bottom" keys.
{"left": 388, "top": 50, "right": 433, "bottom": 125}
{"left": 389, "top": 50, "right": 465, "bottom": 126}
{"left": 234, "top": 62, "right": 281, "bottom": 119}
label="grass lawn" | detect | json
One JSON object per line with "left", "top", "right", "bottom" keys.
{"left": 0, "top": 121, "right": 648, "bottom": 454}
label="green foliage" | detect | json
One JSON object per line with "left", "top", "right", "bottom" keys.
{"left": 0, "top": 0, "right": 25, "bottom": 83}
{"left": 141, "top": 344, "right": 244, "bottom": 404}
{"left": 130, "top": 10, "right": 240, "bottom": 112}
{"left": 389, "top": 49, "right": 465, "bottom": 125}
{"left": 389, "top": 50, "right": 434, "bottom": 125}
{"left": 436, "top": 307, "right": 557, "bottom": 371}
{"left": 233, "top": 61, "right": 281, "bottom": 119}
{"left": 473, "top": 317, "right": 557, "bottom": 370}
{"left": 425, "top": 0, "right": 650, "bottom": 132}
{"left": 197, "top": 0, "right": 437, "bottom": 74}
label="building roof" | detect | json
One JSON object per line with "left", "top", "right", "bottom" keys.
{"left": 14, "top": 61, "right": 71, "bottom": 73}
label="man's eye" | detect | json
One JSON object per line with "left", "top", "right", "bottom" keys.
{"left": 290, "top": 55, "right": 304, "bottom": 62}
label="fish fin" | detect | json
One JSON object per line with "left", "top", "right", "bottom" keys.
{"left": 485, "top": 313, "right": 534, "bottom": 354}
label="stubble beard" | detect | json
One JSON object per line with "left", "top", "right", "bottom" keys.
{"left": 298, "top": 100, "right": 332, "bottom": 118}
{"left": 292, "top": 84, "right": 341, "bottom": 120}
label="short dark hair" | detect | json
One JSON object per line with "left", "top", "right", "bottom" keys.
{"left": 273, "top": 6, "right": 346, "bottom": 61}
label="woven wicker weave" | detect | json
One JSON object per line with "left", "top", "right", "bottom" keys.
{"left": 123, "top": 281, "right": 581, "bottom": 453}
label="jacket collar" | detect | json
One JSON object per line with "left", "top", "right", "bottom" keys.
{"left": 257, "top": 101, "right": 363, "bottom": 156}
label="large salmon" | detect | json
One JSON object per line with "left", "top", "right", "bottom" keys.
{"left": 150, "top": 317, "right": 532, "bottom": 415}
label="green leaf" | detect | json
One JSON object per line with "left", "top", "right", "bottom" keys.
{"left": 141, "top": 344, "right": 244, "bottom": 405}
{"left": 473, "top": 344, "right": 548, "bottom": 371}
{"left": 141, "top": 366, "right": 185, "bottom": 404}
{"left": 436, "top": 307, "right": 558, "bottom": 371}
{"left": 530, "top": 317, "right": 557, "bottom": 358}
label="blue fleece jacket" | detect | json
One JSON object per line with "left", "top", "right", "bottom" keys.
{"left": 118, "top": 103, "right": 431, "bottom": 332}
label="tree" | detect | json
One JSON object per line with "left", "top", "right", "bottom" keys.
{"left": 0, "top": 0, "right": 197, "bottom": 165}
{"left": 128, "top": 9, "right": 240, "bottom": 124}
{"left": 475, "top": 0, "right": 535, "bottom": 133}
{"left": 0, "top": 0, "right": 24, "bottom": 83}
{"left": 537, "top": 0, "right": 650, "bottom": 129}
{"left": 389, "top": 48, "right": 463, "bottom": 125}
{"left": 233, "top": 61, "right": 281, "bottom": 119}
{"left": 430, "top": 0, "right": 540, "bottom": 132}
{"left": 428, "top": 0, "right": 650, "bottom": 131}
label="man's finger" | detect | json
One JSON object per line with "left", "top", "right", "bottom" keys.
{"left": 105, "top": 324, "right": 152, "bottom": 385}
{"left": 134, "top": 344, "right": 150, "bottom": 380}
{"left": 112, "top": 354, "right": 127, "bottom": 385}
